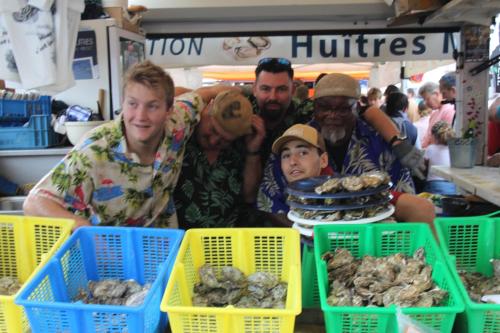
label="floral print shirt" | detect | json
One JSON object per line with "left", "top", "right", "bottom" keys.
{"left": 174, "top": 136, "right": 246, "bottom": 229}
{"left": 257, "top": 118, "right": 415, "bottom": 214}
{"left": 31, "top": 93, "right": 203, "bottom": 228}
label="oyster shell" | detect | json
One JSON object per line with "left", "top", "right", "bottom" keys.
{"left": 360, "top": 171, "right": 390, "bottom": 188}
{"left": 0, "top": 276, "right": 21, "bottom": 296}
{"left": 315, "top": 178, "right": 342, "bottom": 194}
{"left": 343, "top": 209, "right": 365, "bottom": 221}
{"left": 199, "top": 264, "right": 220, "bottom": 288}
{"left": 341, "top": 176, "right": 364, "bottom": 192}
{"left": 247, "top": 272, "right": 279, "bottom": 289}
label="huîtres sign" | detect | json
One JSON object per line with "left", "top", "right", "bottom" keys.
{"left": 147, "top": 33, "right": 459, "bottom": 66}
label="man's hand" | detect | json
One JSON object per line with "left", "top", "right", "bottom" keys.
{"left": 392, "top": 139, "right": 426, "bottom": 180}
{"left": 245, "top": 115, "right": 266, "bottom": 154}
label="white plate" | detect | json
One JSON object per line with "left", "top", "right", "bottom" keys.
{"left": 292, "top": 222, "right": 314, "bottom": 237}
{"left": 287, "top": 204, "right": 395, "bottom": 226}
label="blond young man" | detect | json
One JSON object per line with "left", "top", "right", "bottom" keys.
{"left": 25, "top": 60, "right": 234, "bottom": 229}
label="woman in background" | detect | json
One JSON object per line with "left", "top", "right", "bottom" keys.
{"left": 423, "top": 121, "right": 457, "bottom": 195}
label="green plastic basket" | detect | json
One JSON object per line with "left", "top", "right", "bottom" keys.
{"left": 302, "top": 244, "right": 320, "bottom": 308}
{"left": 314, "top": 223, "right": 464, "bottom": 333}
{"left": 434, "top": 212, "right": 500, "bottom": 333}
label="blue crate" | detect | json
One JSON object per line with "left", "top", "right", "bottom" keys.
{"left": 0, "top": 96, "right": 51, "bottom": 122}
{"left": 0, "top": 115, "right": 56, "bottom": 149}
{"left": 16, "top": 226, "right": 184, "bottom": 333}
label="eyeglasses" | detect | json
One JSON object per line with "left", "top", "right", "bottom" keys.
{"left": 257, "top": 57, "right": 291, "bottom": 67}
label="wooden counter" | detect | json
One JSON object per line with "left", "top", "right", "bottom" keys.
{"left": 431, "top": 166, "right": 500, "bottom": 206}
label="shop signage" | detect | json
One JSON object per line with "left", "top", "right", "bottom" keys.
{"left": 147, "top": 33, "right": 459, "bottom": 66}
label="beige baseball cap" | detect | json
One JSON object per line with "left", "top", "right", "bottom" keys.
{"left": 210, "top": 90, "right": 253, "bottom": 137}
{"left": 314, "top": 73, "right": 361, "bottom": 99}
{"left": 272, "top": 124, "right": 326, "bottom": 154}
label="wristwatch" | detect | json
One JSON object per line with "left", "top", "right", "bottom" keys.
{"left": 389, "top": 134, "right": 407, "bottom": 146}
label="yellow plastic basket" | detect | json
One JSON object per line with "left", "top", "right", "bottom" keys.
{"left": 0, "top": 215, "right": 73, "bottom": 333}
{"left": 160, "top": 228, "right": 302, "bottom": 333}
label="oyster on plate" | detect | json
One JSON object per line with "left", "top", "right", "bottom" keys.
{"left": 315, "top": 178, "right": 342, "bottom": 194}
{"left": 360, "top": 171, "right": 390, "bottom": 188}
{"left": 341, "top": 176, "right": 364, "bottom": 192}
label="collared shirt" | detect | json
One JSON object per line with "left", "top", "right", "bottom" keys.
{"left": 173, "top": 136, "right": 246, "bottom": 229}
{"left": 31, "top": 92, "right": 203, "bottom": 228}
{"left": 257, "top": 118, "right": 415, "bottom": 214}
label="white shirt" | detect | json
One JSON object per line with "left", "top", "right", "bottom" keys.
{"left": 424, "top": 144, "right": 450, "bottom": 181}
{"left": 414, "top": 115, "right": 430, "bottom": 148}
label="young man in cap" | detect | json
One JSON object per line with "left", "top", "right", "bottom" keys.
{"left": 269, "top": 124, "right": 435, "bottom": 225}
{"left": 24, "top": 61, "right": 234, "bottom": 229}
{"left": 174, "top": 90, "right": 266, "bottom": 229}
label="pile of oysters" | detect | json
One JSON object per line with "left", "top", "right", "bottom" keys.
{"left": 288, "top": 171, "right": 392, "bottom": 223}
{"left": 192, "top": 264, "right": 287, "bottom": 309}
{"left": 74, "top": 279, "right": 151, "bottom": 306}
{"left": 458, "top": 259, "right": 500, "bottom": 303}
{"left": 0, "top": 276, "right": 21, "bottom": 296}
{"left": 322, "top": 247, "right": 448, "bottom": 307}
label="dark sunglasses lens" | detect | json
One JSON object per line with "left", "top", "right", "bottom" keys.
{"left": 258, "top": 57, "right": 291, "bottom": 66}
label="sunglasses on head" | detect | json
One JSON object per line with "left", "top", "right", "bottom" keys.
{"left": 257, "top": 57, "right": 291, "bottom": 67}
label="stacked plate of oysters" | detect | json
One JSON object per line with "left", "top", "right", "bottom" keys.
{"left": 286, "top": 171, "right": 395, "bottom": 236}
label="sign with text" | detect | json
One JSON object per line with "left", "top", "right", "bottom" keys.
{"left": 147, "top": 33, "right": 459, "bottom": 66}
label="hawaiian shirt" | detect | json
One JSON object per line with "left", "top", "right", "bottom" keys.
{"left": 31, "top": 92, "right": 203, "bottom": 228}
{"left": 174, "top": 137, "right": 246, "bottom": 229}
{"left": 257, "top": 118, "right": 415, "bottom": 214}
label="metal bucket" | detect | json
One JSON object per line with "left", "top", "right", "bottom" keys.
{"left": 447, "top": 138, "right": 477, "bottom": 168}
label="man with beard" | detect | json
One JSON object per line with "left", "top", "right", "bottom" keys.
{"left": 311, "top": 73, "right": 415, "bottom": 193}
{"left": 257, "top": 73, "right": 418, "bottom": 217}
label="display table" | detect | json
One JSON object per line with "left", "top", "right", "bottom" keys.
{"left": 431, "top": 166, "right": 500, "bottom": 206}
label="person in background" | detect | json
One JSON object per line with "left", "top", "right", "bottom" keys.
{"left": 418, "top": 81, "right": 455, "bottom": 148}
{"left": 294, "top": 84, "right": 310, "bottom": 103}
{"left": 439, "top": 72, "right": 456, "bottom": 103}
{"left": 487, "top": 96, "right": 500, "bottom": 166}
{"left": 406, "top": 88, "right": 420, "bottom": 123}
{"left": 367, "top": 87, "right": 383, "bottom": 109}
{"left": 423, "top": 121, "right": 457, "bottom": 195}
{"left": 174, "top": 91, "right": 265, "bottom": 229}
{"left": 24, "top": 60, "right": 234, "bottom": 229}
{"left": 414, "top": 101, "right": 432, "bottom": 148}
{"left": 267, "top": 124, "right": 435, "bottom": 226}
{"left": 385, "top": 92, "right": 418, "bottom": 146}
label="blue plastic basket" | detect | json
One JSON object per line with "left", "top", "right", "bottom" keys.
{"left": 0, "top": 115, "right": 56, "bottom": 149}
{"left": 16, "top": 226, "right": 184, "bottom": 333}
{"left": 0, "top": 96, "right": 51, "bottom": 122}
